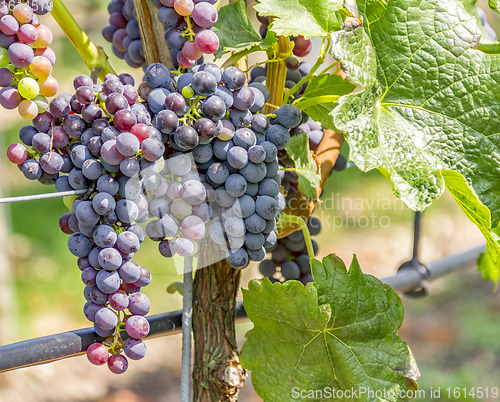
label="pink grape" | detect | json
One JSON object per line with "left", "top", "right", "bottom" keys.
{"left": 125, "top": 315, "right": 150, "bottom": 339}
{"left": 33, "top": 24, "right": 52, "bottom": 47}
{"left": 0, "top": 67, "right": 13, "bottom": 87}
{"left": 101, "top": 139, "right": 126, "bottom": 165}
{"left": 86, "top": 343, "right": 109, "bottom": 366}
{"left": 181, "top": 215, "right": 205, "bottom": 240}
{"left": 293, "top": 36, "right": 312, "bottom": 57}
{"left": 17, "top": 24, "right": 38, "bottom": 44}
{"left": 182, "top": 41, "right": 202, "bottom": 60}
{"left": 13, "top": 4, "right": 33, "bottom": 24}
{"left": 51, "top": 126, "right": 70, "bottom": 148}
{"left": 174, "top": 0, "right": 194, "bottom": 16}
{"left": 0, "top": 15, "right": 19, "bottom": 35}
{"left": 34, "top": 47, "right": 56, "bottom": 64}
{"left": 107, "top": 354, "right": 128, "bottom": 374}
{"left": 177, "top": 51, "right": 195, "bottom": 68}
{"left": 194, "top": 29, "right": 219, "bottom": 54}
{"left": 8, "top": 42, "right": 34, "bottom": 68}
{"left": 192, "top": 2, "right": 217, "bottom": 28}
{"left": 7, "top": 143, "right": 28, "bottom": 164}
{"left": 0, "top": 87, "right": 21, "bottom": 109}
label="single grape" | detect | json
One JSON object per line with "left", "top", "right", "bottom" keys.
{"left": 86, "top": 343, "right": 109, "bottom": 366}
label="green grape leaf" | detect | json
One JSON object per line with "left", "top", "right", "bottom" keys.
{"left": 286, "top": 133, "right": 320, "bottom": 199}
{"left": 331, "top": 0, "right": 500, "bottom": 281}
{"left": 443, "top": 170, "right": 500, "bottom": 282}
{"left": 213, "top": 0, "right": 276, "bottom": 59}
{"left": 241, "top": 254, "right": 419, "bottom": 402}
{"left": 254, "top": 0, "right": 346, "bottom": 38}
{"left": 295, "top": 74, "right": 356, "bottom": 130}
{"left": 489, "top": 0, "right": 500, "bottom": 13}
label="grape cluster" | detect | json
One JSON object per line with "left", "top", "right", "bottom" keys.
{"left": 151, "top": 0, "right": 219, "bottom": 68}
{"left": 6, "top": 72, "right": 161, "bottom": 374}
{"left": 137, "top": 62, "right": 297, "bottom": 268}
{"left": 257, "top": 14, "right": 312, "bottom": 58}
{"left": 0, "top": 0, "right": 58, "bottom": 118}
{"left": 102, "top": 0, "right": 145, "bottom": 69}
{"left": 259, "top": 216, "right": 321, "bottom": 284}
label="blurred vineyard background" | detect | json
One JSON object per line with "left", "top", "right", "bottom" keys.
{"left": 0, "top": 0, "right": 500, "bottom": 400}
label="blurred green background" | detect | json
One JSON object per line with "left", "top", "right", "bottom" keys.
{"left": 0, "top": 0, "right": 499, "bottom": 400}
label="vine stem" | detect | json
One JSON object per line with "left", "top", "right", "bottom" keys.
{"left": 279, "top": 214, "right": 314, "bottom": 259}
{"left": 263, "top": 34, "right": 293, "bottom": 113}
{"left": 282, "top": 37, "right": 332, "bottom": 105}
{"left": 181, "top": 256, "right": 193, "bottom": 402}
{"left": 50, "top": 0, "right": 116, "bottom": 80}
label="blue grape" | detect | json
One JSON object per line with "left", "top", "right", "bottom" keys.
{"left": 245, "top": 213, "right": 266, "bottom": 234}
{"left": 244, "top": 232, "right": 265, "bottom": 250}
{"left": 145, "top": 63, "right": 171, "bottom": 88}
{"left": 67, "top": 233, "right": 92, "bottom": 257}
{"left": 240, "top": 161, "right": 267, "bottom": 183}
{"left": 258, "top": 178, "right": 279, "bottom": 197}
{"left": 227, "top": 146, "right": 248, "bottom": 169}
{"left": 229, "top": 109, "right": 252, "bottom": 128}
{"left": 192, "top": 71, "right": 217, "bottom": 96}
{"left": 225, "top": 174, "right": 247, "bottom": 197}
{"left": 256, "top": 195, "right": 279, "bottom": 220}
{"left": 98, "top": 248, "right": 123, "bottom": 271}
{"left": 259, "top": 259, "right": 277, "bottom": 277}
{"left": 265, "top": 124, "right": 290, "bottom": 149}
{"left": 96, "top": 269, "right": 121, "bottom": 294}
{"left": 215, "top": 186, "right": 235, "bottom": 207}
{"left": 281, "top": 261, "right": 301, "bottom": 280}
{"left": 93, "top": 225, "right": 117, "bottom": 248}
{"left": 226, "top": 248, "right": 249, "bottom": 269}
{"left": 276, "top": 104, "right": 302, "bottom": 129}
{"left": 222, "top": 66, "right": 245, "bottom": 90}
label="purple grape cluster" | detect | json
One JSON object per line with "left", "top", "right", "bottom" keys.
{"left": 259, "top": 216, "right": 321, "bottom": 283}
{"left": 151, "top": 0, "right": 219, "bottom": 68}
{"left": 6, "top": 72, "right": 166, "bottom": 374}
{"left": 0, "top": 0, "right": 58, "bottom": 118}
{"left": 102, "top": 0, "right": 145, "bottom": 69}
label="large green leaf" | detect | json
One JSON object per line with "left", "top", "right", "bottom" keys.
{"left": 241, "top": 254, "right": 419, "bottom": 402}
{"left": 286, "top": 133, "right": 320, "bottom": 199}
{"left": 331, "top": 0, "right": 500, "bottom": 281}
{"left": 254, "top": 0, "right": 345, "bottom": 38}
{"left": 295, "top": 74, "right": 356, "bottom": 130}
{"left": 213, "top": 1, "right": 276, "bottom": 59}
{"left": 443, "top": 170, "right": 500, "bottom": 282}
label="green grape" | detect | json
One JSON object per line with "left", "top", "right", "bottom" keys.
{"left": 182, "top": 85, "right": 195, "bottom": 98}
{"left": 64, "top": 195, "right": 77, "bottom": 211}
{"left": 18, "top": 77, "right": 40, "bottom": 99}
{"left": 33, "top": 94, "right": 49, "bottom": 112}
{"left": 0, "top": 48, "right": 9, "bottom": 68}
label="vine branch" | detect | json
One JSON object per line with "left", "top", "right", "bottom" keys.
{"left": 50, "top": 0, "right": 116, "bottom": 80}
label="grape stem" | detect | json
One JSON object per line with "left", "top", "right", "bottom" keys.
{"left": 282, "top": 37, "right": 332, "bottom": 105}
{"left": 279, "top": 214, "right": 315, "bottom": 260}
{"left": 183, "top": 16, "right": 196, "bottom": 41}
{"left": 50, "top": 0, "right": 116, "bottom": 81}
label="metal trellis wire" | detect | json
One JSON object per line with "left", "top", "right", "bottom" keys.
{"left": 0, "top": 244, "right": 486, "bottom": 374}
